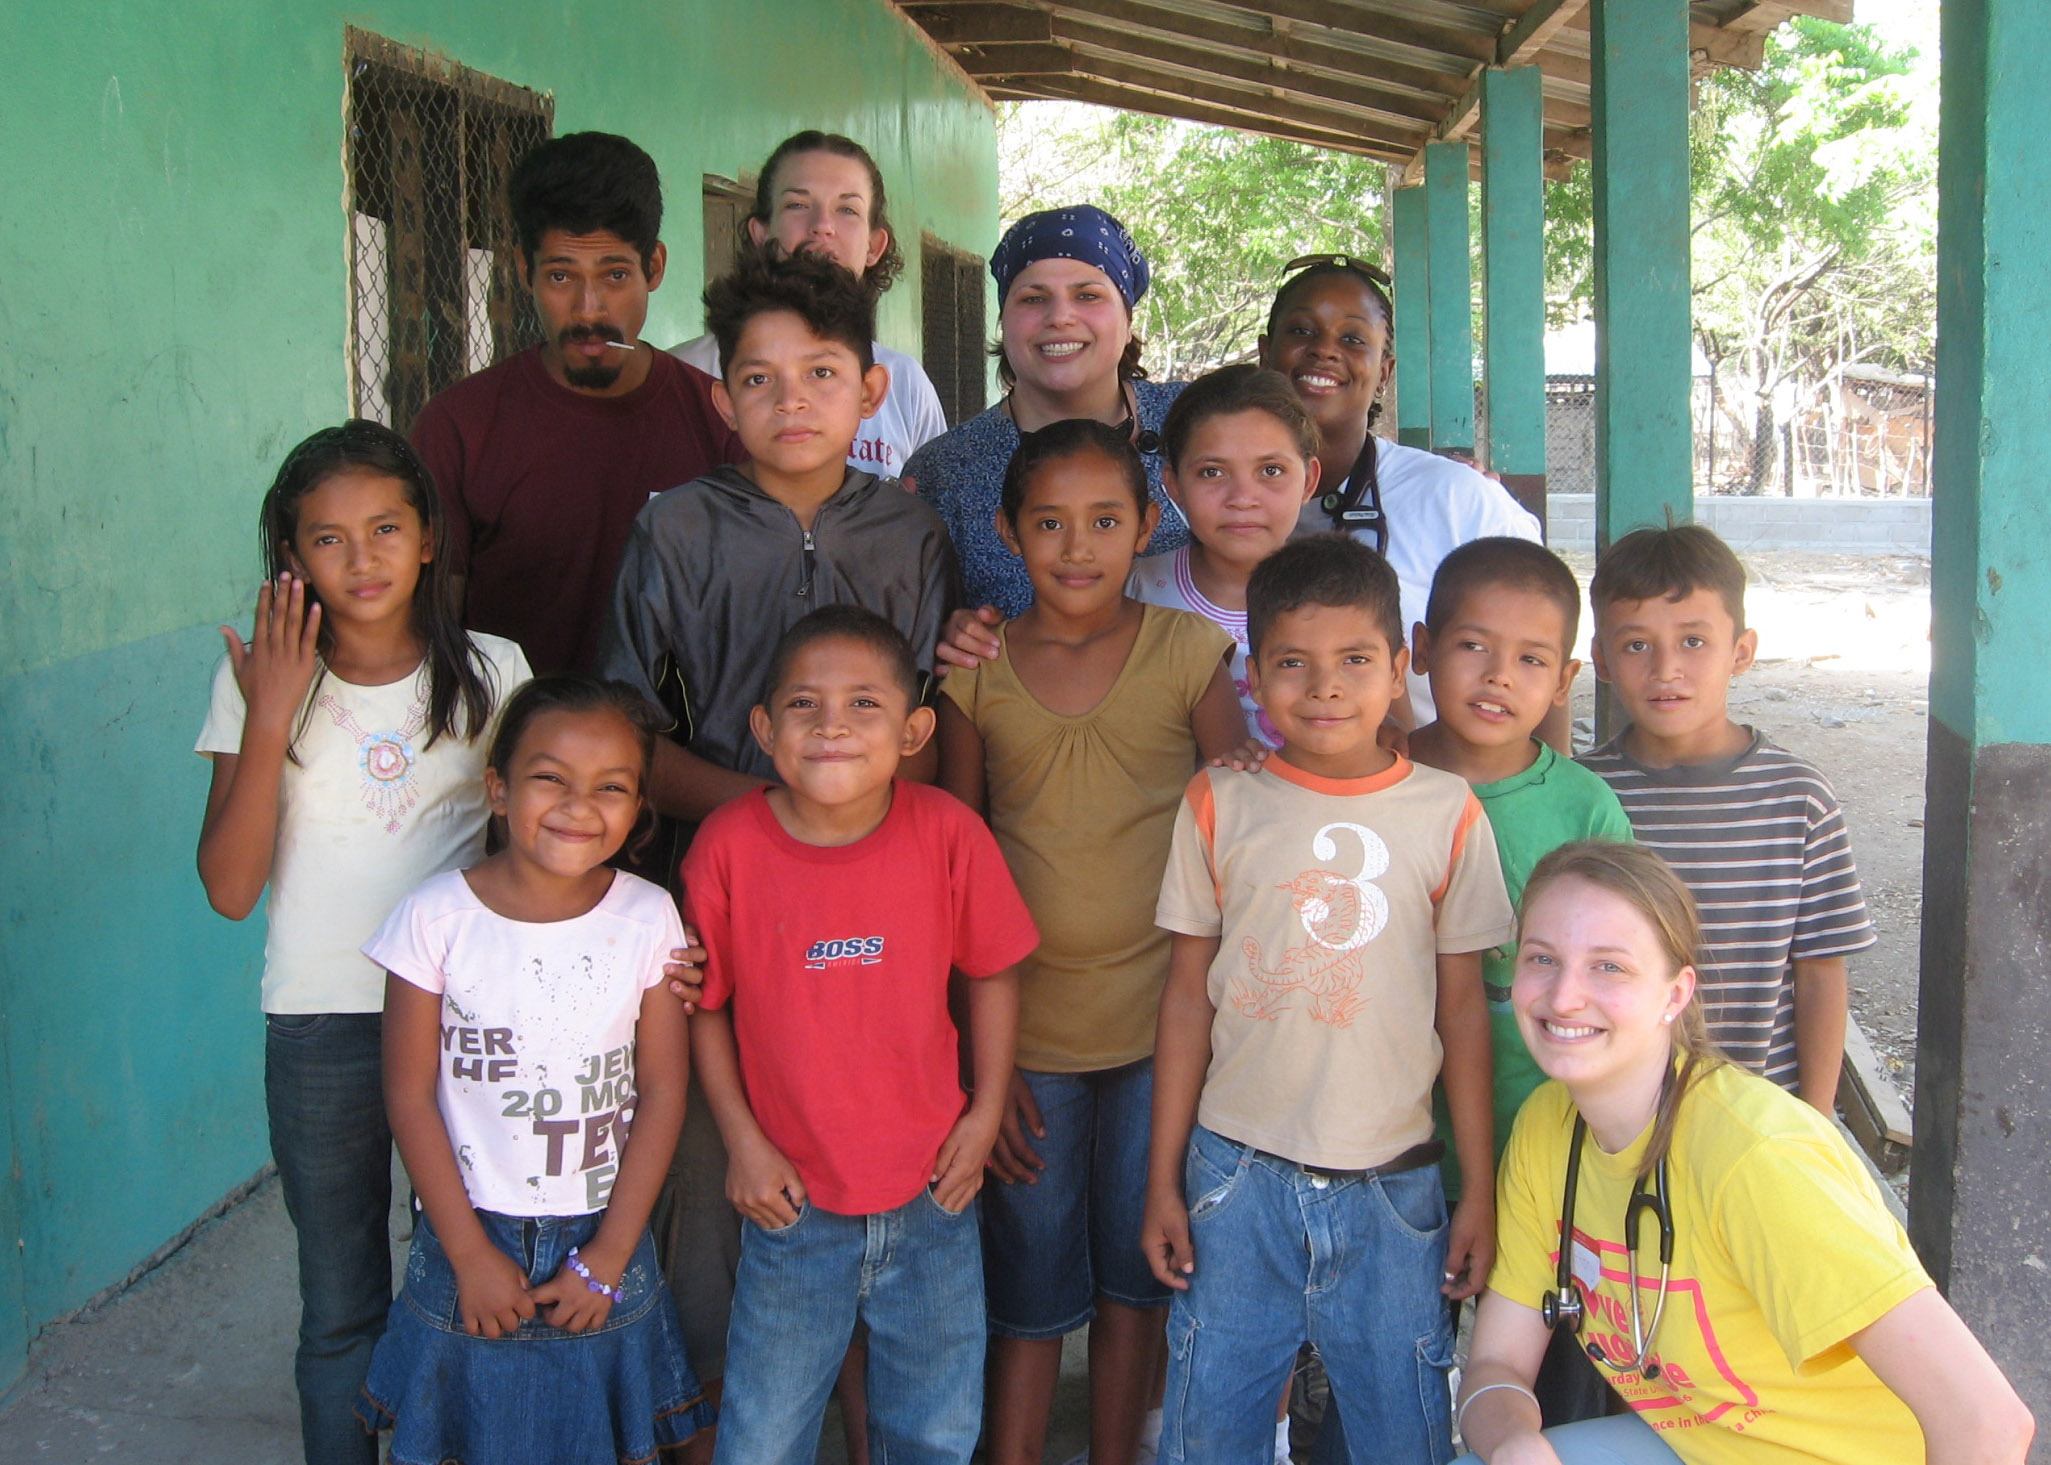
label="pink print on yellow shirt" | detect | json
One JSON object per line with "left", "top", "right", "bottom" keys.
{"left": 1557, "top": 1226, "right": 1767, "bottom": 1429}
{"left": 1235, "top": 821, "right": 1391, "bottom": 1027}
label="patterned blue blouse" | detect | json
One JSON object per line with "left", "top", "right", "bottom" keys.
{"left": 904, "top": 378, "right": 1190, "bottom": 616}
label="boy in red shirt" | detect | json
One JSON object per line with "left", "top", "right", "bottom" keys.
{"left": 684, "top": 605, "right": 1033, "bottom": 1464}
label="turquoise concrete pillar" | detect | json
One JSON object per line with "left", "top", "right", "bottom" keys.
{"left": 1423, "top": 139, "right": 1475, "bottom": 453}
{"left": 1913, "top": 0, "right": 2051, "bottom": 1425}
{"left": 1391, "top": 184, "right": 1431, "bottom": 449}
{"left": 1481, "top": 65, "right": 1547, "bottom": 527}
{"left": 1588, "top": 0, "right": 1691, "bottom": 545}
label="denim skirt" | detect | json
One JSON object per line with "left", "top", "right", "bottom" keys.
{"left": 356, "top": 1205, "right": 713, "bottom": 1465}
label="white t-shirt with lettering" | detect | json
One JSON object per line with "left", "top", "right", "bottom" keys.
{"left": 672, "top": 334, "right": 949, "bottom": 478}
{"left": 364, "top": 868, "right": 684, "bottom": 1217}
{"left": 194, "top": 635, "right": 531, "bottom": 1014}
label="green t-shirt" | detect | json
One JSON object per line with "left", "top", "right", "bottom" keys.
{"left": 1435, "top": 741, "right": 1634, "bottom": 1198}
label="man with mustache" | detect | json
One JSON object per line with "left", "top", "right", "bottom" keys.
{"left": 412, "top": 131, "right": 743, "bottom": 675}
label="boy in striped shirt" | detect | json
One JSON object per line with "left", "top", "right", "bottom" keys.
{"left": 1579, "top": 524, "right": 1873, "bottom": 1109}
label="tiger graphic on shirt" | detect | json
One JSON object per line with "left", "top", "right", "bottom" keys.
{"left": 1235, "top": 821, "right": 1390, "bottom": 1027}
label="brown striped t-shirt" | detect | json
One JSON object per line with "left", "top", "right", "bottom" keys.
{"left": 1577, "top": 729, "right": 1875, "bottom": 1087}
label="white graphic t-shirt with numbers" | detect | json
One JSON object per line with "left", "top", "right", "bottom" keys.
{"left": 365, "top": 867, "right": 684, "bottom": 1217}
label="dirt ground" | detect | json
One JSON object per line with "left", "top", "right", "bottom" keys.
{"left": 1560, "top": 549, "right": 1931, "bottom": 1157}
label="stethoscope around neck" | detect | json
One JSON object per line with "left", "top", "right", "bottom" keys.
{"left": 1540, "top": 1113, "right": 1677, "bottom": 1379}
{"left": 1320, "top": 431, "right": 1388, "bottom": 557}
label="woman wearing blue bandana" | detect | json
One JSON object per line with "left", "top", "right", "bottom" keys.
{"left": 906, "top": 206, "right": 1189, "bottom": 643}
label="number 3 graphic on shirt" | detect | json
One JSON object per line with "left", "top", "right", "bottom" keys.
{"left": 1312, "top": 822, "right": 1390, "bottom": 950}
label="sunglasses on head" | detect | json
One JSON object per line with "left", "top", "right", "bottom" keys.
{"left": 1283, "top": 252, "right": 1393, "bottom": 288}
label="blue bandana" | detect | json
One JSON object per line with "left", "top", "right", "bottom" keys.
{"left": 989, "top": 206, "right": 1151, "bottom": 308}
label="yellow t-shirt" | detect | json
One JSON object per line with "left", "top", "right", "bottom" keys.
{"left": 941, "top": 603, "right": 1234, "bottom": 1072}
{"left": 1494, "top": 1065, "right": 1932, "bottom": 1464}
{"left": 1156, "top": 755, "right": 1513, "bottom": 1169}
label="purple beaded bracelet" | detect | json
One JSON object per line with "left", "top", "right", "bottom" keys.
{"left": 566, "top": 1247, "right": 618, "bottom": 1300}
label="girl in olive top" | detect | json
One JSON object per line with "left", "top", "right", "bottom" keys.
{"left": 938, "top": 420, "right": 1245, "bottom": 1465}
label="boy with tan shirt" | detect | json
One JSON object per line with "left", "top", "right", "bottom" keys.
{"left": 1143, "top": 534, "right": 1511, "bottom": 1465}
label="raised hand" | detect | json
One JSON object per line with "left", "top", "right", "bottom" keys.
{"left": 221, "top": 574, "right": 322, "bottom": 734}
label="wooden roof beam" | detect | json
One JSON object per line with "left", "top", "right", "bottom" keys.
{"left": 1078, "top": 50, "right": 1437, "bottom": 141}
{"left": 1723, "top": 0, "right": 1855, "bottom": 34}
{"left": 900, "top": 3, "right": 1055, "bottom": 44}
{"left": 1500, "top": 0, "right": 1589, "bottom": 65}
{"left": 988, "top": 74, "right": 1416, "bottom": 161}
{"left": 1050, "top": 15, "right": 1450, "bottom": 126}
{"left": 1190, "top": 0, "right": 1495, "bottom": 69}
{"left": 952, "top": 41, "right": 1078, "bottom": 73}
{"left": 1036, "top": 0, "right": 1465, "bottom": 104}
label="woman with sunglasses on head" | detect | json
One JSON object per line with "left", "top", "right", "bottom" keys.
{"left": 1456, "top": 841, "right": 2031, "bottom": 1465}
{"left": 909, "top": 206, "right": 1189, "bottom": 652}
{"left": 1257, "top": 257, "right": 1543, "bottom": 729}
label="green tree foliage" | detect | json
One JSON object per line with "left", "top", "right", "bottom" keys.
{"left": 1541, "top": 19, "right": 1934, "bottom": 489}
{"left": 999, "top": 18, "right": 1933, "bottom": 491}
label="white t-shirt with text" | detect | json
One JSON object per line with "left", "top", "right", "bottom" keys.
{"left": 194, "top": 635, "right": 531, "bottom": 1014}
{"left": 364, "top": 868, "right": 684, "bottom": 1217}
{"left": 673, "top": 334, "right": 948, "bottom": 479}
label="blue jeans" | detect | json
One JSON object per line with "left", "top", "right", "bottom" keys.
{"left": 716, "top": 1189, "right": 985, "bottom": 1465}
{"left": 266, "top": 1012, "right": 393, "bottom": 1465}
{"left": 981, "top": 1059, "right": 1169, "bottom": 1338}
{"left": 1160, "top": 1126, "right": 1456, "bottom": 1465}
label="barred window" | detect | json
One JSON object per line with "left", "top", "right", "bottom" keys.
{"left": 921, "top": 236, "right": 988, "bottom": 428}
{"left": 345, "top": 28, "right": 553, "bottom": 432}
{"left": 702, "top": 174, "right": 754, "bottom": 297}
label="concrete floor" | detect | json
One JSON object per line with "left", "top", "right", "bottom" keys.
{"left": 0, "top": 1173, "right": 1096, "bottom": 1465}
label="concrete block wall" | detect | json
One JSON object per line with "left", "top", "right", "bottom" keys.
{"left": 1545, "top": 493, "right": 1932, "bottom": 556}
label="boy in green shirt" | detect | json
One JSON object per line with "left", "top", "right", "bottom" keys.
{"left": 1408, "top": 536, "right": 1630, "bottom": 1425}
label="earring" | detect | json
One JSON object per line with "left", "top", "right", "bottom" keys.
{"left": 1662, "top": 1013, "right": 1677, "bottom": 1025}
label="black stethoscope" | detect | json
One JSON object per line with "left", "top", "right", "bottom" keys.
{"left": 1319, "top": 431, "right": 1389, "bottom": 557}
{"left": 1540, "top": 1114, "right": 1676, "bottom": 1379}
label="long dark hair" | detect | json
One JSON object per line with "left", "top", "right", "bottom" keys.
{"left": 258, "top": 420, "right": 498, "bottom": 760}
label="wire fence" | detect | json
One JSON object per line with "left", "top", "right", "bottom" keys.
{"left": 345, "top": 29, "right": 553, "bottom": 435}
{"left": 1543, "top": 369, "right": 1933, "bottom": 498}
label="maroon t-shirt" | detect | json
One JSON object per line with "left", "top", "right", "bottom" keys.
{"left": 411, "top": 347, "right": 745, "bottom": 675}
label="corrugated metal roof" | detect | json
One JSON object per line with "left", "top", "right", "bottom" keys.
{"left": 898, "top": 0, "right": 1854, "bottom": 171}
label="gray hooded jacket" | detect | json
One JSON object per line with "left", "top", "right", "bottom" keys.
{"left": 596, "top": 464, "right": 960, "bottom": 782}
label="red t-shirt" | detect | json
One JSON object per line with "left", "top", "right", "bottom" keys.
{"left": 683, "top": 782, "right": 1039, "bottom": 1215}
{"left": 411, "top": 347, "right": 745, "bottom": 675}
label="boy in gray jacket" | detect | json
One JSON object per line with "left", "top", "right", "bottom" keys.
{"left": 599, "top": 245, "right": 957, "bottom": 829}
{"left": 595, "top": 245, "right": 958, "bottom": 1441}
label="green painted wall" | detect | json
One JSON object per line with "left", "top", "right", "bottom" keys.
{"left": 0, "top": 0, "right": 996, "bottom": 1390}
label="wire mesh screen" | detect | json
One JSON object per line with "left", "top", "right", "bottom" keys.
{"left": 346, "top": 29, "right": 552, "bottom": 433}
{"left": 1542, "top": 371, "right": 1931, "bottom": 499}
{"left": 922, "top": 238, "right": 988, "bottom": 428}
